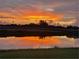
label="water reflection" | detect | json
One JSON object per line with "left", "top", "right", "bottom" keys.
{"left": 0, "top": 36, "right": 76, "bottom": 49}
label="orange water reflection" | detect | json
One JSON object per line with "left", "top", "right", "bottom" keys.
{"left": 0, "top": 36, "right": 75, "bottom": 49}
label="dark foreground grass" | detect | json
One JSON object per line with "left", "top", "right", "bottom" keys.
{"left": 0, "top": 48, "right": 79, "bottom": 58}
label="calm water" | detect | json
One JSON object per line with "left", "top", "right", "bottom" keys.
{"left": 0, "top": 36, "right": 78, "bottom": 49}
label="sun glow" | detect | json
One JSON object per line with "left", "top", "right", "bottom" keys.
{"left": 0, "top": 11, "right": 75, "bottom": 26}
{"left": 25, "top": 16, "right": 56, "bottom": 20}
{"left": 22, "top": 11, "right": 63, "bottom": 21}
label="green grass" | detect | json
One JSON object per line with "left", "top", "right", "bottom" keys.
{"left": 0, "top": 48, "right": 79, "bottom": 58}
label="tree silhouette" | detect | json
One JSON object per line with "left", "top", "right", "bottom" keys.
{"left": 39, "top": 20, "right": 48, "bottom": 27}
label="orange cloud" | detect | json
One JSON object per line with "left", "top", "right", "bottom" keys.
{"left": 0, "top": 9, "right": 63, "bottom": 24}
{"left": 22, "top": 11, "right": 63, "bottom": 21}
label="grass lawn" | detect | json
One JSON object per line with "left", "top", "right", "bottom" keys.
{"left": 0, "top": 48, "right": 79, "bottom": 58}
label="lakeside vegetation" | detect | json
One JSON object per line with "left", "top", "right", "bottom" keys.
{"left": 0, "top": 20, "right": 79, "bottom": 38}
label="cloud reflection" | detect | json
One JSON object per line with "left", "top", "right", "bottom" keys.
{"left": 0, "top": 36, "right": 75, "bottom": 49}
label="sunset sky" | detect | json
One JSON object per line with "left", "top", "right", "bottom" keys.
{"left": 0, "top": 0, "right": 78, "bottom": 26}
{"left": 0, "top": 0, "right": 79, "bottom": 49}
